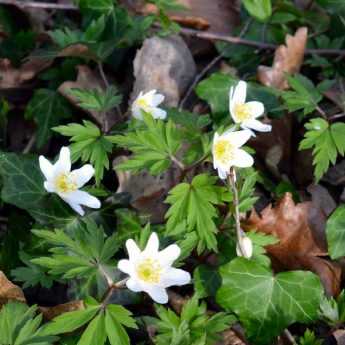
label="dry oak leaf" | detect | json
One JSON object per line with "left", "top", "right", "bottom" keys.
{"left": 244, "top": 193, "right": 341, "bottom": 297}
{"left": 0, "top": 58, "right": 51, "bottom": 89}
{"left": 257, "top": 27, "right": 308, "bottom": 90}
{"left": 39, "top": 300, "right": 84, "bottom": 320}
{"left": 0, "top": 271, "right": 26, "bottom": 305}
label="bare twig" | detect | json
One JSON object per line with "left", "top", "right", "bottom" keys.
{"left": 22, "top": 134, "right": 36, "bottom": 154}
{"left": 0, "top": 0, "right": 78, "bottom": 10}
{"left": 180, "top": 27, "right": 345, "bottom": 56}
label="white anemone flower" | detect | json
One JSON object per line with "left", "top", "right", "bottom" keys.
{"left": 118, "top": 232, "right": 191, "bottom": 304}
{"left": 212, "top": 129, "right": 254, "bottom": 180}
{"left": 132, "top": 90, "right": 167, "bottom": 120}
{"left": 39, "top": 147, "right": 101, "bottom": 216}
{"left": 229, "top": 81, "right": 271, "bottom": 133}
{"left": 236, "top": 235, "right": 253, "bottom": 259}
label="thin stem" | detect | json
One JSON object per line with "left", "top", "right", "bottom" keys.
{"left": 283, "top": 329, "right": 297, "bottom": 345}
{"left": 170, "top": 155, "right": 185, "bottom": 170}
{"left": 316, "top": 105, "right": 328, "bottom": 120}
{"left": 329, "top": 112, "right": 345, "bottom": 121}
{"left": 0, "top": 0, "right": 78, "bottom": 10}
{"left": 22, "top": 134, "right": 36, "bottom": 154}
{"left": 101, "top": 278, "right": 128, "bottom": 309}
{"left": 227, "top": 168, "right": 246, "bottom": 256}
{"left": 98, "top": 62, "right": 109, "bottom": 89}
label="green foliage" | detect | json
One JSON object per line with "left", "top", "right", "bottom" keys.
{"left": 0, "top": 302, "right": 58, "bottom": 345}
{"left": 31, "top": 220, "right": 119, "bottom": 293}
{"left": 53, "top": 120, "right": 114, "bottom": 184}
{"left": 165, "top": 174, "right": 229, "bottom": 253}
{"left": 109, "top": 114, "right": 182, "bottom": 175}
{"left": 299, "top": 118, "right": 345, "bottom": 181}
{"left": 281, "top": 74, "right": 323, "bottom": 116}
{"left": 25, "top": 89, "right": 72, "bottom": 148}
{"left": 326, "top": 205, "right": 345, "bottom": 259}
{"left": 216, "top": 258, "right": 323, "bottom": 344}
{"left": 298, "top": 330, "right": 322, "bottom": 345}
{"left": 319, "top": 290, "right": 345, "bottom": 326}
{"left": 193, "top": 265, "right": 221, "bottom": 298}
{"left": 149, "top": 296, "right": 235, "bottom": 345}
{"left": 68, "top": 86, "right": 122, "bottom": 113}
{"left": 242, "top": 0, "right": 272, "bottom": 22}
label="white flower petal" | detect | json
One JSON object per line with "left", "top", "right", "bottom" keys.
{"left": 39, "top": 156, "right": 54, "bottom": 180}
{"left": 126, "top": 278, "right": 142, "bottom": 292}
{"left": 160, "top": 268, "right": 191, "bottom": 288}
{"left": 126, "top": 239, "right": 141, "bottom": 261}
{"left": 236, "top": 236, "right": 253, "bottom": 258}
{"left": 70, "top": 164, "right": 95, "bottom": 188}
{"left": 53, "top": 146, "right": 71, "bottom": 175}
{"left": 232, "top": 81, "right": 247, "bottom": 106}
{"left": 132, "top": 105, "right": 143, "bottom": 120}
{"left": 158, "top": 244, "right": 180, "bottom": 267}
{"left": 44, "top": 181, "right": 55, "bottom": 193}
{"left": 63, "top": 190, "right": 101, "bottom": 209}
{"left": 243, "top": 119, "right": 272, "bottom": 133}
{"left": 143, "top": 232, "right": 159, "bottom": 255}
{"left": 151, "top": 108, "right": 167, "bottom": 120}
{"left": 152, "top": 93, "right": 164, "bottom": 107}
{"left": 145, "top": 286, "right": 168, "bottom": 304}
{"left": 217, "top": 167, "right": 228, "bottom": 180}
{"left": 246, "top": 101, "right": 265, "bottom": 118}
{"left": 118, "top": 259, "right": 133, "bottom": 275}
{"left": 231, "top": 149, "right": 254, "bottom": 168}
{"left": 224, "top": 130, "right": 252, "bottom": 148}
{"left": 66, "top": 201, "right": 85, "bottom": 216}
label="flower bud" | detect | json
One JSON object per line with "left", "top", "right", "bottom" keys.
{"left": 236, "top": 236, "right": 253, "bottom": 259}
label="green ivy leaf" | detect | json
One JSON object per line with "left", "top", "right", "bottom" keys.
{"left": 25, "top": 89, "right": 72, "bottom": 148}
{"left": 78, "top": 0, "right": 115, "bottom": 14}
{"left": 242, "top": 0, "right": 272, "bottom": 21}
{"left": 193, "top": 265, "right": 221, "bottom": 298}
{"left": 0, "top": 152, "right": 45, "bottom": 209}
{"left": 216, "top": 258, "right": 322, "bottom": 344}
{"left": 326, "top": 205, "right": 345, "bottom": 259}
{"left": 165, "top": 173, "right": 228, "bottom": 253}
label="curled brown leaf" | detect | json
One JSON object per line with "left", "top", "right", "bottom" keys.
{"left": 257, "top": 27, "right": 308, "bottom": 90}
{"left": 0, "top": 271, "right": 26, "bottom": 305}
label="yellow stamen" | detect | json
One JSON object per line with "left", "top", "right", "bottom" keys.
{"left": 55, "top": 173, "right": 77, "bottom": 193}
{"left": 214, "top": 139, "right": 235, "bottom": 164}
{"left": 136, "top": 258, "right": 162, "bottom": 283}
{"left": 234, "top": 103, "right": 252, "bottom": 121}
{"left": 137, "top": 98, "right": 149, "bottom": 109}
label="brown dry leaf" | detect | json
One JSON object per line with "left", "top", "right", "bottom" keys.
{"left": 0, "top": 271, "right": 26, "bottom": 305}
{"left": 124, "top": 0, "right": 239, "bottom": 34}
{"left": 58, "top": 44, "right": 97, "bottom": 60}
{"left": 244, "top": 193, "right": 341, "bottom": 296}
{"left": 39, "top": 300, "right": 84, "bottom": 320}
{"left": 0, "top": 58, "right": 52, "bottom": 89}
{"left": 217, "top": 329, "right": 246, "bottom": 345}
{"left": 257, "top": 27, "right": 308, "bottom": 90}
{"left": 58, "top": 65, "right": 118, "bottom": 131}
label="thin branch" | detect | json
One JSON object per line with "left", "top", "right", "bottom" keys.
{"left": 22, "top": 134, "right": 36, "bottom": 154}
{"left": 101, "top": 278, "right": 128, "bottom": 309}
{"left": 315, "top": 105, "right": 328, "bottom": 120}
{"left": 283, "top": 329, "right": 297, "bottom": 345}
{"left": 329, "top": 112, "right": 345, "bottom": 121}
{"left": 0, "top": 0, "right": 78, "bottom": 10}
{"left": 170, "top": 155, "right": 185, "bottom": 170}
{"left": 180, "top": 27, "right": 345, "bottom": 56}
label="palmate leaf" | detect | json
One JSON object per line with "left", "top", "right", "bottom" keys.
{"left": 25, "top": 89, "right": 72, "bottom": 148}
{"left": 53, "top": 120, "right": 114, "bottom": 184}
{"left": 165, "top": 174, "right": 229, "bottom": 253}
{"left": 0, "top": 302, "right": 58, "bottom": 345}
{"left": 109, "top": 114, "right": 182, "bottom": 175}
{"left": 216, "top": 258, "right": 322, "bottom": 344}
{"left": 299, "top": 118, "right": 345, "bottom": 181}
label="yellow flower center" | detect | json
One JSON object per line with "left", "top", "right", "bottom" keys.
{"left": 214, "top": 139, "right": 235, "bottom": 164}
{"left": 137, "top": 98, "right": 150, "bottom": 110}
{"left": 136, "top": 258, "right": 162, "bottom": 284}
{"left": 55, "top": 173, "right": 77, "bottom": 193}
{"left": 234, "top": 103, "right": 252, "bottom": 121}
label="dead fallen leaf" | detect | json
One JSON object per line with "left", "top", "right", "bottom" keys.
{"left": 39, "top": 300, "right": 84, "bottom": 320}
{"left": 58, "top": 44, "right": 97, "bottom": 60}
{"left": 167, "top": 290, "right": 188, "bottom": 314}
{"left": 114, "top": 156, "right": 179, "bottom": 223}
{"left": 0, "top": 58, "right": 52, "bottom": 89}
{"left": 58, "top": 65, "right": 118, "bottom": 131}
{"left": 125, "top": 0, "right": 240, "bottom": 34}
{"left": 244, "top": 193, "right": 341, "bottom": 296}
{"left": 333, "top": 329, "right": 345, "bottom": 345}
{"left": 217, "top": 329, "right": 246, "bottom": 345}
{"left": 0, "top": 271, "right": 26, "bottom": 305}
{"left": 257, "top": 27, "right": 308, "bottom": 90}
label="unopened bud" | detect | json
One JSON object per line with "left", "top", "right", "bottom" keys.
{"left": 236, "top": 236, "right": 253, "bottom": 259}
